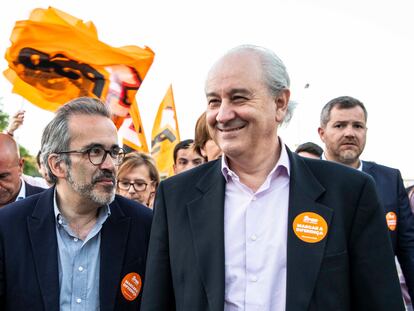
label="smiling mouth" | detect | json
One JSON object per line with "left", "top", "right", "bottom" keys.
{"left": 218, "top": 125, "right": 245, "bottom": 132}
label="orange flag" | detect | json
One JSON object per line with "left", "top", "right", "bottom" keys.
{"left": 121, "top": 101, "right": 149, "bottom": 153}
{"left": 4, "top": 6, "right": 154, "bottom": 135}
{"left": 151, "top": 85, "right": 180, "bottom": 178}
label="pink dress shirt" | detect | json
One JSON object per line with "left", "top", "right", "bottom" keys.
{"left": 221, "top": 142, "right": 290, "bottom": 311}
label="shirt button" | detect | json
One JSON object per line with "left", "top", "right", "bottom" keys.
{"left": 58, "top": 219, "right": 63, "bottom": 225}
{"left": 76, "top": 298, "right": 82, "bottom": 303}
{"left": 73, "top": 238, "right": 78, "bottom": 242}
{"left": 251, "top": 234, "right": 257, "bottom": 241}
{"left": 78, "top": 266, "right": 84, "bottom": 272}
{"left": 250, "top": 275, "right": 258, "bottom": 282}
{"left": 252, "top": 196, "right": 257, "bottom": 201}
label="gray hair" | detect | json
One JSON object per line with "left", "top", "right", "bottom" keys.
{"left": 40, "top": 97, "right": 111, "bottom": 183}
{"left": 320, "top": 96, "right": 368, "bottom": 128}
{"left": 225, "top": 44, "right": 295, "bottom": 125}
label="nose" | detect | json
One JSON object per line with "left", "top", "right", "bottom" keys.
{"left": 343, "top": 125, "right": 356, "bottom": 137}
{"left": 128, "top": 184, "right": 137, "bottom": 194}
{"left": 187, "top": 163, "right": 198, "bottom": 170}
{"left": 99, "top": 152, "right": 116, "bottom": 170}
{"left": 216, "top": 101, "right": 235, "bottom": 124}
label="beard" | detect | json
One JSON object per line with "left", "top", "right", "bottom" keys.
{"left": 66, "top": 168, "right": 115, "bottom": 206}
{"left": 337, "top": 148, "right": 361, "bottom": 166}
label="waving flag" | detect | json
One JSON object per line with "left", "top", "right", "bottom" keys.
{"left": 151, "top": 85, "right": 180, "bottom": 178}
{"left": 4, "top": 6, "right": 154, "bottom": 142}
{"left": 121, "top": 101, "right": 149, "bottom": 153}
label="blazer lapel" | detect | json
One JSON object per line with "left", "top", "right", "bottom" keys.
{"left": 286, "top": 152, "right": 333, "bottom": 311}
{"left": 100, "top": 199, "right": 130, "bottom": 311}
{"left": 27, "top": 187, "right": 60, "bottom": 311}
{"left": 361, "top": 160, "right": 374, "bottom": 175}
{"left": 187, "top": 161, "right": 225, "bottom": 311}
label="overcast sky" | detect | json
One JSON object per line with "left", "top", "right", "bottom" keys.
{"left": 0, "top": 0, "right": 413, "bottom": 181}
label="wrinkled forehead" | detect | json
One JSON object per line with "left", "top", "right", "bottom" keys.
{"left": 0, "top": 134, "right": 19, "bottom": 158}
{"left": 329, "top": 106, "right": 367, "bottom": 123}
{"left": 177, "top": 147, "right": 203, "bottom": 160}
{"left": 119, "top": 163, "right": 151, "bottom": 180}
{"left": 0, "top": 149, "right": 20, "bottom": 169}
{"left": 205, "top": 51, "right": 264, "bottom": 91}
{"left": 67, "top": 114, "right": 118, "bottom": 148}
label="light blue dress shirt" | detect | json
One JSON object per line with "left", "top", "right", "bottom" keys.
{"left": 54, "top": 192, "right": 110, "bottom": 311}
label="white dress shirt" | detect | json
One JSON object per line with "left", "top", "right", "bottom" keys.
{"left": 222, "top": 142, "right": 290, "bottom": 311}
{"left": 15, "top": 177, "right": 26, "bottom": 201}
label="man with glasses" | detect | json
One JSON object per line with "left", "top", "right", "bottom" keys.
{"left": 0, "top": 97, "right": 152, "bottom": 310}
{"left": 0, "top": 133, "right": 44, "bottom": 208}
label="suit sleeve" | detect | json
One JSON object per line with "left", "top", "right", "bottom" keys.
{"left": 394, "top": 170, "right": 414, "bottom": 303}
{"left": 350, "top": 176, "right": 405, "bottom": 310}
{"left": 141, "top": 182, "right": 176, "bottom": 311}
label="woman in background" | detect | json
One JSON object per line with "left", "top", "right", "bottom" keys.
{"left": 194, "top": 111, "right": 221, "bottom": 161}
{"left": 116, "top": 152, "right": 160, "bottom": 208}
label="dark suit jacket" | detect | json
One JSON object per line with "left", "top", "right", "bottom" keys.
{"left": 0, "top": 187, "right": 153, "bottom": 311}
{"left": 141, "top": 150, "right": 404, "bottom": 311}
{"left": 24, "top": 180, "right": 45, "bottom": 197}
{"left": 362, "top": 161, "right": 414, "bottom": 302}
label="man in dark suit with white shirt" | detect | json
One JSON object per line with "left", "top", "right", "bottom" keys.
{"left": 141, "top": 45, "right": 404, "bottom": 311}
{"left": 0, "top": 133, "right": 44, "bottom": 208}
{"left": 318, "top": 95, "right": 414, "bottom": 308}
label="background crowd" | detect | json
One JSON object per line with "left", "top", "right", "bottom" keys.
{"left": 0, "top": 45, "right": 413, "bottom": 310}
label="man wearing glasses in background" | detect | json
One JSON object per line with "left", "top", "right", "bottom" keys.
{"left": 0, "top": 97, "right": 153, "bottom": 310}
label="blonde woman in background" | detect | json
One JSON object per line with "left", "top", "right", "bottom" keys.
{"left": 116, "top": 152, "right": 160, "bottom": 208}
{"left": 193, "top": 111, "right": 221, "bottom": 161}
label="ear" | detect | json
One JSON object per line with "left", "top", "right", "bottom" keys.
{"left": 48, "top": 154, "right": 67, "bottom": 179}
{"left": 173, "top": 164, "right": 177, "bottom": 175}
{"left": 149, "top": 181, "right": 156, "bottom": 193}
{"left": 317, "top": 127, "right": 326, "bottom": 142}
{"left": 200, "top": 146, "right": 207, "bottom": 157}
{"left": 17, "top": 158, "right": 25, "bottom": 175}
{"left": 275, "top": 89, "right": 291, "bottom": 123}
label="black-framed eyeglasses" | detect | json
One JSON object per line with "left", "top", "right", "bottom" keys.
{"left": 56, "top": 145, "right": 125, "bottom": 166}
{"left": 117, "top": 180, "right": 148, "bottom": 192}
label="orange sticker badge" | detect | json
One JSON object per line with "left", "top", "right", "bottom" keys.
{"left": 386, "top": 212, "right": 397, "bottom": 231}
{"left": 293, "top": 212, "right": 328, "bottom": 243}
{"left": 121, "top": 272, "right": 142, "bottom": 301}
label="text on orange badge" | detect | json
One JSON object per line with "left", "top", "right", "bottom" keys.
{"left": 386, "top": 212, "right": 397, "bottom": 231}
{"left": 121, "top": 272, "right": 142, "bottom": 301}
{"left": 293, "top": 212, "right": 328, "bottom": 243}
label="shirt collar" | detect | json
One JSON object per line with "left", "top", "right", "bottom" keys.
{"left": 221, "top": 138, "right": 291, "bottom": 183}
{"left": 15, "top": 177, "right": 26, "bottom": 201}
{"left": 321, "top": 152, "right": 363, "bottom": 171}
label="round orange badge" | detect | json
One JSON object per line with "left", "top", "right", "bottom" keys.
{"left": 386, "top": 212, "right": 397, "bottom": 231}
{"left": 121, "top": 272, "right": 142, "bottom": 301}
{"left": 293, "top": 212, "right": 328, "bottom": 243}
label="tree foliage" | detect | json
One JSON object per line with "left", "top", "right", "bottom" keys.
{"left": 0, "top": 101, "right": 8, "bottom": 130}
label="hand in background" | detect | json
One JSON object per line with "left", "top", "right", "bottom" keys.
{"left": 5, "top": 110, "right": 25, "bottom": 136}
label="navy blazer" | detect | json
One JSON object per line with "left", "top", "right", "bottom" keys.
{"left": 141, "top": 150, "right": 404, "bottom": 311}
{"left": 362, "top": 161, "right": 414, "bottom": 302}
{"left": 24, "top": 180, "right": 46, "bottom": 197}
{"left": 0, "top": 187, "right": 153, "bottom": 311}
